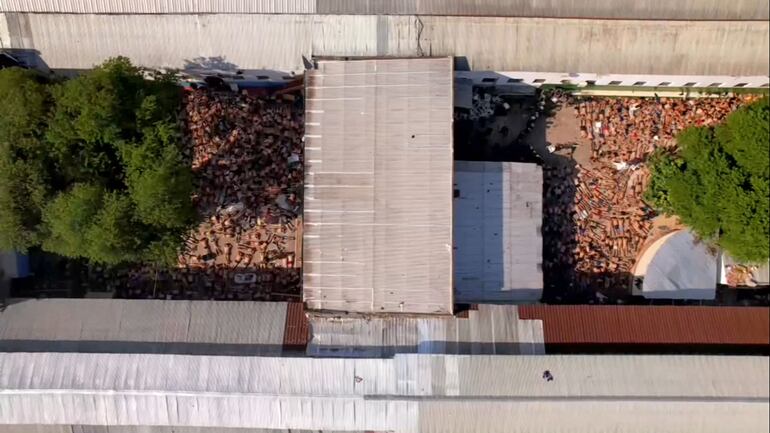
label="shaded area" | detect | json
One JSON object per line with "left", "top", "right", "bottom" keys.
{"left": 453, "top": 161, "right": 543, "bottom": 303}
{"left": 453, "top": 84, "right": 541, "bottom": 164}
{"left": 0, "top": 339, "right": 288, "bottom": 356}
{"left": 115, "top": 266, "right": 301, "bottom": 301}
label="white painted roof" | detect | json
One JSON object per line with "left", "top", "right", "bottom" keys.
{"left": 454, "top": 162, "right": 543, "bottom": 302}
{"left": 637, "top": 230, "right": 718, "bottom": 300}
{"left": 0, "top": 352, "right": 767, "bottom": 432}
{"left": 307, "top": 305, "right": 544, "bottom": 356}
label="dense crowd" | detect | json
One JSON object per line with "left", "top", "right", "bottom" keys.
{"left": 542, "top": 93, "right": 758, "bottom": 301}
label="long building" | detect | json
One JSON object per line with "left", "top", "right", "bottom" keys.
{"left": 1, "top": 299, "right": 768, "bottom": 432}
{"left": 2, "top": 299, "right": 768, "bottom": 356}
{"left": 0, "top": 351, "right": 767, "bottom": 433}
{"left": 1, "top": 0, "right": 768, "bottom": 20}
{"left": 1, "top": 12, "right": 768, "bottom": 88}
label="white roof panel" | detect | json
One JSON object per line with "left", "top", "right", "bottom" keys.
{"left": 0, "top": 299, "right": 288, "bottom": 354}
{"left": 303, "top": 58, "right": 454, "bottom": 314}
{"left": 0, "top": 352, "right": 766, "bottom": 432}
{"left": 454, "top": 162, "right": 543, "bottom": 302}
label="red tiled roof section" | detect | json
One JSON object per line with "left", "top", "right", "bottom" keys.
{"left": 519, "top": 305, "right": 770, "bottom": 345}
{"left": 283, "top": 302, "right": 309, "bottom": 348}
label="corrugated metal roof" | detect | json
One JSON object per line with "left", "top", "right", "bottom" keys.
{"left": 0, "top": 427, "right": 351, "bottom": 433}
{"left": 0, "top": 0, "right": 315, "bottom": 13}
{"left": 518, "top": 305, "right": 770, "bottom": 345}
{"left": 0, "top": 352, "right": 767, "bottom": 432}
{"left": 418, "top": 400, "right": 767, "bottom": 433}
{"left": 1, "top": 0, "right": 767, "bottom": 20}
{"left": 283, "top": 302, "right": 309, "bottom": 347}
{"left": 303, "top": 58, "right": 454, "bottom": 314}
{"left": 2, "top": 13, "right": 767, "bottom": 76}
{"left": 307, "top": 305, "right": 544, "bottom": 356}
{"left": 0, "top": 299, "right": 288, "bottom": 354}
{"left": 319, "top": 0, "right": 770, "bottom": 19}
{"left": 454, "top": 162, "right": 542, "bottom": 302}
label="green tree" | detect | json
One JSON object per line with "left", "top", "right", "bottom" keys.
{"left": 645, "top": 97, "right": 770, "bottom": 262}
{"left": 0, "top": 68, "right": 49, "bottom": 144}
{"left": 42, "top": 184, "right": 105, "bottom": 258}
{"left": 0, "top": 157, "right": 48, "bottom": 251}
{"left": 45, "top": 57, "right": 181, "bottom": 184}
{"left": 85, "top": 192, "right": 146, "bottom": 265}
{"left": 0, "top": 68, "right": 52, "bottom": 251}
{"left": 0, "top": 58, "right": 191, "bottom": 267}
{"left": 122, "top": 122, "right": 195, "bottom": 229}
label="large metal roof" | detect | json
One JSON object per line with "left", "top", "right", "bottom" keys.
{"left": 303, "top": 58, "right": 454, "bottom": 314}
{"left": 0, "top": 352, "right": 767, "bottom": 432}
{"left": 1, "top": 14, "right": 767, "bottom": 76}
{"left": 1, "top": 0, "right": 767, "bottom": 20}
{"left": 0, "top": 299, "right": 291, "bottom": 355}
{"left": 454, "top": 161, "right": 543, "bottom": 302}
{"left": 520, "top": 305, "right": 770, "bottom": 347}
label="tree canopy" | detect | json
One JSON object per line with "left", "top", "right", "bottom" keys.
{"left": 645, "top": 97, "right": 770, "bottom": 263}
{"left": 0, "top": 58, "right": 194, "bottom": 266}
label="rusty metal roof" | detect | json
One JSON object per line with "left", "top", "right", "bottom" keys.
{"left": 283, "top": 302, "right": 309, "bottom": 348}
{"left": 519, "top": 305, "right": 770, "bottom": 345}
{"left": 303, "top": 58, "right": 454, "bottom": 315}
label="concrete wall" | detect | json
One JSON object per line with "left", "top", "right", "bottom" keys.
{"left": 2, "top": 13, "right": 768, "bottom": 83}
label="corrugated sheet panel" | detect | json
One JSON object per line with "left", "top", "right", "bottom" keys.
{"left": 0, "top": 428, "right": 354, "bottom": 433}
{"left": 0, "top": 353, "right": 767, "bottom": 432}
{"left": 421, "top": 16, "right": 770, "bottom": 75}
{"left": 303, "top": 58, "right": 454, "bottom": 314}
{"left": 418, "top": 400, "right": 768, "bottom": 433}
{"left": 0, "top": 299, "right": 288, "bottom": 354}
{"left": 0, "top": 0, "right": 315, "bottom": 13}
{"left": 308, "top": 305, "right": 544, "bottom": 356}
{"left": 283, "top": 302, "right": 309, "bottom": 347}
{"left": 2, "top": 0, "right": 768, "bottom": 20}
{"left": 316, "top": 0, "right": 770, "bottom": 20}
{"left": 454, "top": 162, "right": 542, "bottom": 302}
{"left": 3, "top": 14, "right": 767, "bottom": 76}
{"left": 0, "top": 14, "right": 418, "bottom": 72}
{"left": 518, "top": 305, "right": 770, "bottom": 345}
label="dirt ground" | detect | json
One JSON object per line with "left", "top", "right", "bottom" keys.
{"left": 528, "top": 103, "right": 593, "bottom": 168}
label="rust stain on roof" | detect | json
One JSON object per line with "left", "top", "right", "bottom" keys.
{"left": 519, "top": 305, "right": 770, "bottom": 345}
{"left": 283, "top": 302, "right": 310, "bottom": 348}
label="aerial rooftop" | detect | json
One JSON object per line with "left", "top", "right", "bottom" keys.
{"left": 454, "top": 161, "right": 543, "bottom": 302}
{"left": 0, "top": 352, "right": 766, "bottom": 432}
{"left": 302, "top": 57, "right": 454, "bottom": 314}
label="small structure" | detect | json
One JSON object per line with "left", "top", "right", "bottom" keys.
{"left": 633, "top": 230, "right": 717, "bottom": 299}
{"left": 719, "top": 253, "right": 770, "bottom": 287}
{"left": 454, "top": 161, "right": 543, "bottom": 302}
{"left": 303, "top": 57, "right": 455, "bottom": 315}
{"left": 307, "top": 305, "right": 545, "bottom": 357}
